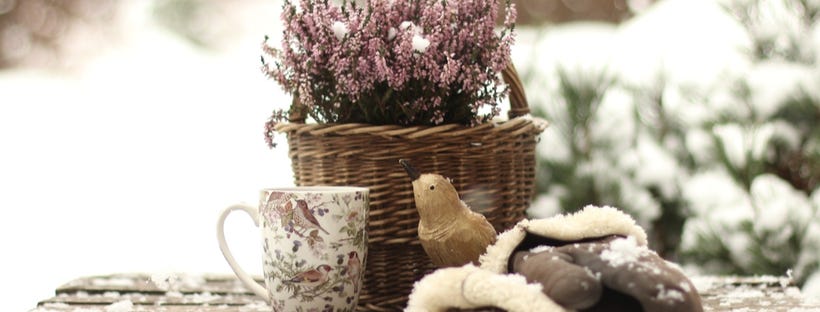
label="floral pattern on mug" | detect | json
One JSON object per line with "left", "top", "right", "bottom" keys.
{"left": 260, "top": 189, "right": 368, "bottom": 309}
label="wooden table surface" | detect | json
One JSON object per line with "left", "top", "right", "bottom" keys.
{"left": 31, "top": 274, "right": 820, "bottom": 311}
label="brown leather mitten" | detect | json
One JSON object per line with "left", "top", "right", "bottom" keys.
{"left": 511, "top": 236, "right": 702, "bottom": 312}
{"left": 512, "top": 250, "right": 603, "bottom": 309}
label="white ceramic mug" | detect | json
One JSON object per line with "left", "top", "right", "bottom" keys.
{"left": 217, "top": 187, "right": 369, "bottom": 312}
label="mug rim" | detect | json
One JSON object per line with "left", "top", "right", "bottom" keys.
{"left": 261, "top": 186, "right": 369, "bottom": 193}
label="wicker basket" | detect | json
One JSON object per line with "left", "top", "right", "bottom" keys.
{"left": 273, "top": 63, "right": 547, "bottom": 311}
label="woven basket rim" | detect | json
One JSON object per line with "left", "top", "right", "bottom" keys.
{"left": 273, "top": 116, "right": 549, "bottom": 139}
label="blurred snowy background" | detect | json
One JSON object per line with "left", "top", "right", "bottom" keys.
{"left": 2, "top": 0, "right": 819, "bottom": 310}
{"left": 520, "top": 0, "right": 820, "bottom": 302}
{"left": 0, "top": 1, "right": 291, "bottom": 311}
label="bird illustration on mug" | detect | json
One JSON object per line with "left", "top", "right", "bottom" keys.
{"left": 284, "top": 264, "right": 333, "bottom": 288}
{"left": 346, "top": 251, "right": 362, "bottom": 293}
{"left": 293, "top": 199, "right": 330, "bottom": 235}
{"left": 263, "top": 191, "right": 294, "bottom": 228}
{"left": 271, "top": 198, "right": 330, "bottom": 237}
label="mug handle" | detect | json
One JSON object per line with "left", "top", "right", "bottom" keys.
{"left": 216, "top": 204, "right": 269, "bottom": 301}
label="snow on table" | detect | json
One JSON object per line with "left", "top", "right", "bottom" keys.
{"left": 30, "top": 274, "right": 820, "bottom": 311}
{"left": 31, "top": 274, "right": 269, "bottom": 312}
{"left": 691, "top": 275, "right": 820, "bottom": 312}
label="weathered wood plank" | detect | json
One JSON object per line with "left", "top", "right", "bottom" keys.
{"left": 55, "top": 274, "right": 261, "bottom": 295}
{"left": 31, "top": 302, "right": 270, "bottom": 312}
{"left": 32, "top": 274, "right": 820, "bottom": 312}
{"left": 691, "top": 276, "right": 820, "bottom": 312}
{"left": 39, "top": 292, "right": 265, "bottom": 306}
{"left": 35, "top": 274, "right": 270, "bottom": 312}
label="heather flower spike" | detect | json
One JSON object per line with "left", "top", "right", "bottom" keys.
{"left": 262, "top": 0, "right": 517, "bottom": 145}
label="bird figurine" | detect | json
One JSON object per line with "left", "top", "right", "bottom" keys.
{"left": 285, "top": 264, "right": 333, "bottom": 288}
{"left": 293, "top": 199, "right": 330, "bottom": 235}
{"left": 346, "top": 251, "right": 362, "bottom": 292}
{"left": 400, "top": 159, "right": 497, "bottom": 267}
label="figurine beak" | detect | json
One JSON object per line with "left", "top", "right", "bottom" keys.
{"left": 400, "top": 159, "right": 421, "bottom": 180}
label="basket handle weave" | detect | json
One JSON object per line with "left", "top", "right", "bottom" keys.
{"left": 502, "top": 62, "right": 530, "bottom": 119}
{"left": 288, "top": 60, "right": 529, "bottom": 123}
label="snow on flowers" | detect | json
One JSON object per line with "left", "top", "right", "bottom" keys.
{"left": 262, "top": 0, "right": 517, "bottom": 147}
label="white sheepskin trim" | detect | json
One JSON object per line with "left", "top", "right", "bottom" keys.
{"left": 405, "top": 264, "right": 565, "bottom": 312}
{"left": 479, "top": 224, "right": 526, "bottom": 273}
{"left": 461, "top": 271, "right": 566, "bottom": 312}
{"left": 479, "top": 205, "right": 647, "bottom": 274}
{"left": 405, "top": 265, "right": 476, "bottom": 312}
{"left": 524, "top": 205, "right": 648, "bottom": 246}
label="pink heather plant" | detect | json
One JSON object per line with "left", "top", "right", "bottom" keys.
{"left": 263, "top": 0, "right": 516, "bottom": 147}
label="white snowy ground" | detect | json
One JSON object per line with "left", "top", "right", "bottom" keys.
{"left": 0, "top": 2, "right": 294, "bottom": 311}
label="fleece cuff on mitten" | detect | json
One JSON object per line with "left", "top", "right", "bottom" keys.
{"left": 405, "top": 205, "right": 651, "bottom": 312}
{"left": 480, "top": 205, "right": 648, "bottom": 274}
{"left": 404, "top": 264, "right": 565, "bottom": 312}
